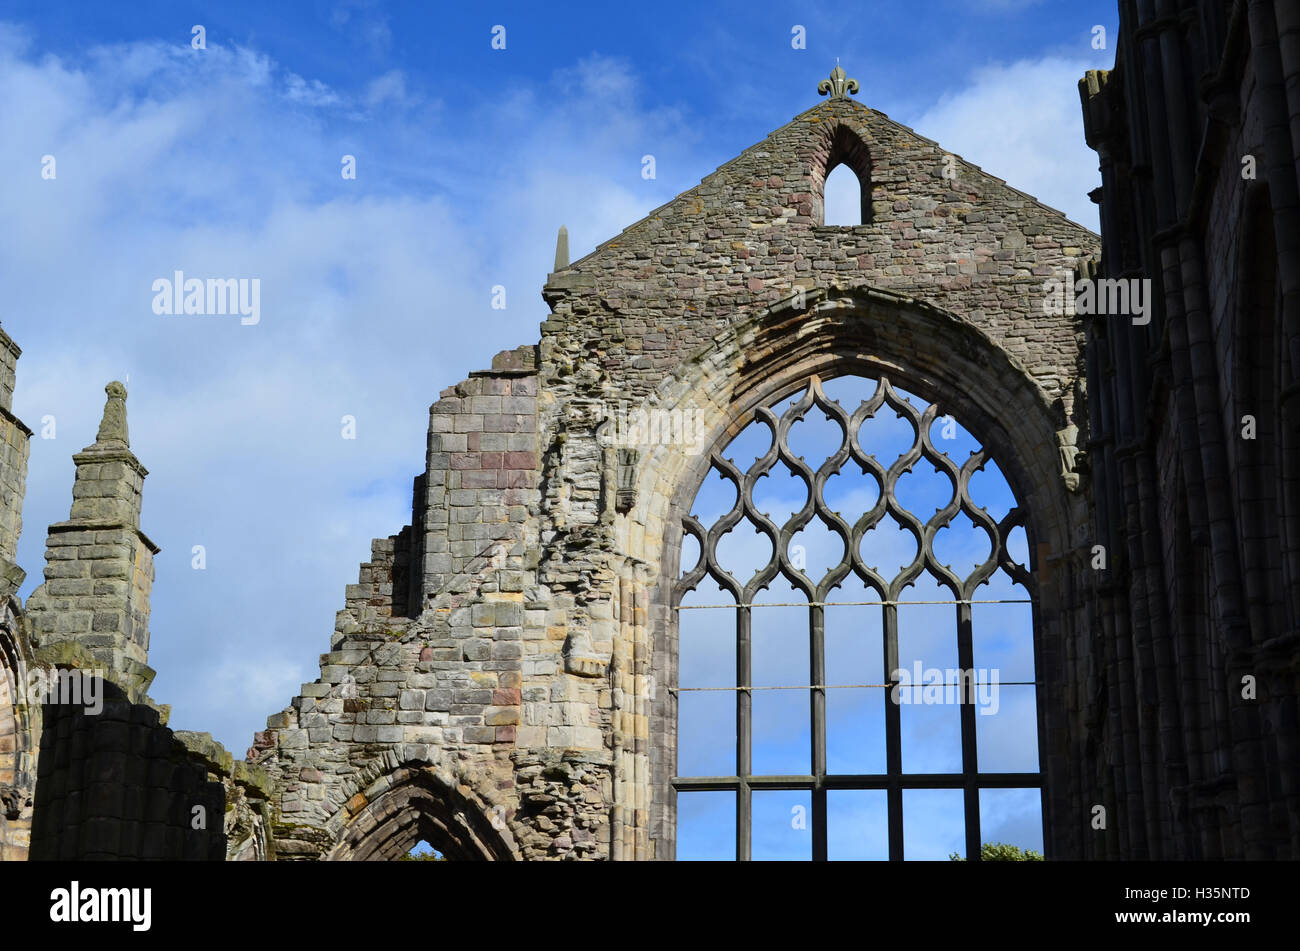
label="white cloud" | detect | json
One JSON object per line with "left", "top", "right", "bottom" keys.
{"left": 364, "top": 69, "right": 408, "bottom": 108}
{"left": 284, "top": 72, "right": 341, "bottom": 106}
{"left": 0, "top": 32, "right": 695, "bottom": 752}
{"left": 1, "top": 27, "right": 1074, "bottom": 804}
{"left": 906, "top": 55, "right": 1101, "bottom": 231}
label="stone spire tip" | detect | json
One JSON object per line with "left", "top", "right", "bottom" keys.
{"left": 94, "top": 380, "right": 130, "bottom": 449}
{"left": 554, "top": 224, "right": 570, "bottom": 271}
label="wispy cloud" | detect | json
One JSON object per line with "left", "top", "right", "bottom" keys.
{"left": 2, "top": 31, "right": 696, "bottom": 752}
{"left": 908, "top": 55, "right": 1101, "bottom": 230}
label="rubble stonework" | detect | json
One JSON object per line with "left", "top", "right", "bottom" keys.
{"left": 25, "top": 383, "right": 160, "bottom": 703}
{"left": 245, "top": 80, "right": 1103, "bottom": 860}
{"left": 0, "top": 324, "right": 33, "bottom": 860}
{"left": 0, "top": 365, "right": 269, "bottom": 861}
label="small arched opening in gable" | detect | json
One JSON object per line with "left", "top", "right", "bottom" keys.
{"left": 814, "top": 124, "right": 873, "bottom": 227}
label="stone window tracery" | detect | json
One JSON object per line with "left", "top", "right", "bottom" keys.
{"left": 672, "top": 373, "right": 1042, "bottom": 860}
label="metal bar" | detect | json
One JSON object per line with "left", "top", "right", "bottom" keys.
{"left": 1029, "top": 595, "right": 1050, "bottom": 857}
{"left": 671, "top": 681, "right": 1035, "bottom": 693}
{"left": 672, "top": 772, "right": 1043, "bottom": 789}
{"left": 737, "top": 603, "right": 751, "bottom": 862}
{"left": 884, "top": 602, "right": 903, "bottom": 861}
{"left": 677, "top": 599, "right": 1033, "bottom": 610}
{"left": 957, "top": 600, "right": 981, "bottom": 862}
{"left": 670, "top": 778, "right": 742, "bottom": 791}
{"left": 811, "top": 601, "right": 827, "bottom": 861}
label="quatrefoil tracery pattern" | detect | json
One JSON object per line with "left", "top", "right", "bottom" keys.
{"left": 670, "top": 373, "right": 1042, "bottom": 862}
{"left": 675, "top": 374, "right": 1032, "bottom": 607}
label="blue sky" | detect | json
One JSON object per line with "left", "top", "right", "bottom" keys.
{"left": 0, "top": 1, "right": 1114, "bottom": 856}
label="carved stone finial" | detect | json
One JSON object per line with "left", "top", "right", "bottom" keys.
{"left": 554, "top": 225, "right": 570, "bottom": 270}
{"left": 94, "top": 380, "right": 129, "bottom": 449}
{"left": 818, "top": 64, "right": 860, "bottom": 100}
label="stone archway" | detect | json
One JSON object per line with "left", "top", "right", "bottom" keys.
{"left": 325, "top": 763, "right": 518, "bottom": 861}
{"left": 619, "top": 286, "right": 1090, "bottom": 859}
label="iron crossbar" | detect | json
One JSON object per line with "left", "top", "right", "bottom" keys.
{"left": 669, "top": 373, "right": 1045, "bottom": 861}
{"left": 672, "top": 773, "right": 1044, "bottom": 789}
{"left": 676, "top": 598, "right": 1032, "bottom": 609}
{"left": 671, "top": 681, "right": 1036, "bottom": 692}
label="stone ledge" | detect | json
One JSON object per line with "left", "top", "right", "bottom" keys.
{"left": 46, "top": 520, "right": 161, "bottom": 554}
{"left": 0, "top": 405, "right": 33, "bottom": 437}
{"left": 70, "top": 446, "right": 149, "bottom": 477}
{"left": 173, "top": 730, "right": 233, "bottom": 774}
{"left": 170, "top": 730, "right": 271, "bottom": 798}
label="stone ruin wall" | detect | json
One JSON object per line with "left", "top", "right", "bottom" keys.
{"left": 0, "top": 332, "right": 272, "bottom": 861}
{"left": 247, "top": 93, "right": 1099, "bottom": 860}
{"left": 0, "top": 82, "right": 1105, "bottom": 862}
{"left": 2, "top": 13, "right": 1296, "bottom": 861}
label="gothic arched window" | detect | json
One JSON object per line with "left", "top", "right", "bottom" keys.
{"left": 672, "top": 374, "right": 1041, "bottom": 860}
{"left": 823, "top": 165, "right": 864, "bottom": 226}
{"left": 815, "top": 125, "right": 872, "bottom": 226}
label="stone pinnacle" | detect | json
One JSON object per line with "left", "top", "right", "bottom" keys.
{"left": 555, "top": 225, "right": 570, "bottom": 271}
{"left": 93, "top": 380, "right": 130, "bottom": 449}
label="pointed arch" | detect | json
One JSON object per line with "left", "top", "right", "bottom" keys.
{"left": 619, "top": 286, "right": 1085, "bottom": 860}
{"left": 325, "top": 762, "right": 520, "bottom": 861}
{"left": 812, "top": 123, "right": 874, "bottom": 226}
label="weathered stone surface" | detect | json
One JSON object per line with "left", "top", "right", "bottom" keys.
{"left": 218, "top": 76, "right": 1110, "bottom": 861}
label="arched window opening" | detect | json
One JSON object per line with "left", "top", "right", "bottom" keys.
{"left": 673, "top": 374, "right": 1041, "bottom": 861}
{"left": 816, "top": 125, "right": 872, "bottom": 226}
{"left": 400, "top": 840, "right": 447, "bottom": 861}
{"left": 824, "top": 165, "right": 863, "bottom": 226}
{"left": 0, "top": 660, "right": 16, "bottom": 791}
{"left": 328, "top": 766, "right": 514, "bottom": 861}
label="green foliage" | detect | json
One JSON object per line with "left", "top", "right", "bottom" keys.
{"left": 397, "top": 850, "right": 446, "bottom": 861}
{"left": 948, "top": 842, "right": 1045, "bottom": 861}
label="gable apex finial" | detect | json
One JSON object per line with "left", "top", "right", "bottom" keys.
{"left": 818, "top": 63, "right": 859, "bottom": 100}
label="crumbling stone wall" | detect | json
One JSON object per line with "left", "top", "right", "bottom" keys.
{"left": 0, "top": 606, "right": 34, "bottom": 862}
{"left": 0, "top": 325, "right": 33, "bottom": 860}
{"left": 0, "top": 74, "right": 1106, "bottom": 862}
{"left": 3, "top": 374, "right": 268, "bottom": 861}
{"left": 0, "top": 329, "right": 30, "bottom": 572}
{"left": 27, "top": 685, "right": 267, "bottom": 860}
{"left": 250, "top": 350, "right": 550, "bottom": 858}
{"left": 246, "top": 77, "right": 1102, "bottom": 860}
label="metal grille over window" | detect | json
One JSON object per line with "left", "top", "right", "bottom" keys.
{"left": 672, "top": 374, "right": 1042, "bottom": 861}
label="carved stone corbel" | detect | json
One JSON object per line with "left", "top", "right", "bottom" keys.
{"left": 1057, "top": 423, "right": 1086, "bottom": 492}
{"left": 0, "top": 783, "right": 27, "bottom": 820}
{"left": 615, "top": 448, "right": 639, "bottom": 514}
